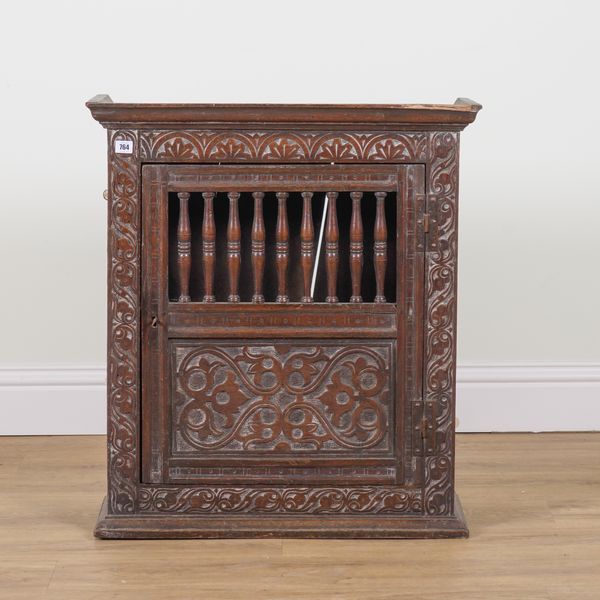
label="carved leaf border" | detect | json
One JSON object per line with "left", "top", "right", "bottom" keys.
{"left": 138, "top": 486, "right": 422, "bottom": 515}
{"left": 138, "top": 130, "right": 428, "bottom": 163}
{"left": 107, "top": 129, "right": 140, "bottom": 513}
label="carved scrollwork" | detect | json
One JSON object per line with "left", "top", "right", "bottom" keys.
{"left": 139, "top": 130, "right": 427, "bottom": 163}
{"left": 423, "top": 132, "right": 459, "bottom": 515}
{"left": 139, "top": 486, "right": 422, "bottom": 514}
{"left": 173, "top": 343, "right": 393, "bottom": 453}
{"left": 107, "top": 129, "right": 140, "bottom": 514}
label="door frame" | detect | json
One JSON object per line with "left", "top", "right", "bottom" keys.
{"left": 140, "top": 163, "right": 425, "bottom": 489}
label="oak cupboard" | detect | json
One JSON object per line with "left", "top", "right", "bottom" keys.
{"left": 87, "top": 96, "right": 481, "bottom": 538}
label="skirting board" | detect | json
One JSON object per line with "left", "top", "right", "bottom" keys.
{"left": 0, "top": 364, "right": 599, "bottom": 435}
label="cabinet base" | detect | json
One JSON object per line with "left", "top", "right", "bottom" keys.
{"left": 94, "top": 494, "right": 469, "bottom": 539}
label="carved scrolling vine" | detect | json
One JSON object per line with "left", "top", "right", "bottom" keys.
{"left": 139, "top": 486, "right": 422, "bottom": 515}
{"left": 139, "top": 130, "right": 428, "bottom": 163}
{"left": 423, "top": 132, "right": 459, "bottom": 516}
{"left": 107, "top": 129, "right": 140, "bottom": 514}
{"left": 173, "top": 343, "right": 392, "bottom": 453}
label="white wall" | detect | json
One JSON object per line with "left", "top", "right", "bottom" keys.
{"left": 1, "top": 0, "right": 598, "bottom": 432}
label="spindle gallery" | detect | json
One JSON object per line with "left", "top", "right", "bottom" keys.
{"left": 87, "top": 97, "right": 481, "bottom": 538}
{"left": 174, "top": 188, "right": 390, "bottom": 305}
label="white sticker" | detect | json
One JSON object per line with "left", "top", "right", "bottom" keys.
{"left": 114, "top": 139, "right": 133, "bottom": 154}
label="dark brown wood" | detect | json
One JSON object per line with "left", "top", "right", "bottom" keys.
{"left": 325, "top": 192, "right": 339, "bottom": 303}
{"left": 88, "top": 96, "right": 480, "bottom": 539}
{"left": 251, "top": 192, "right": 266, "bottom": 303}
{"left": 374, "top": 191, "right": 388, "bottom": 303}
{"left": 95, "top": 494, "right": 469, "bottom": 539}
{"left": 86, "top": 95, "right": 481, "bottom": 130}
{"left": 300, "top": 191, "right": 314, "bottom": 303}
{"left": 176, "top": 192, "right": 191, "bottom": 302}
{"left": 226, "top": 191, "right": 241, "bottom": 303}
{"left": 349, "top": 191, "right": 364, "bottom": 303}
{"left": 167, "top": 302, "right": 396, "bottom": 338}
{"left": 275, "top": 192, "right": 289, "bottom": 303}
{"left": 201, "top": 192, "right": 216, "bottom": 303}
{"left": 166, "top": 165, "right": 398, "bottom": 191}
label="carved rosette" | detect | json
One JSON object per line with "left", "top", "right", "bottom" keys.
{"left": 423, "top": 132, "right": 459, "bottom": 515}
{"left": 139, "top": 486, "right": 422, "bottom": 515}
{"left": 138, "top": 131, "right": 427, "bottom": 163}
{"left": 107, "top": 129, "right": 140, "bottom": 514}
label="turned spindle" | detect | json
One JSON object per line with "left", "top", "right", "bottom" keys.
{"left": 275, "top": 192, "right": 289, "bottom": 303}
{"left": 176, "top": 192, "right": 191, "bottom": 302}
{"left": 300, "top": 192, "right": 314, "bottom": 303}
{"left": 251, "top": 192, "right": 265, "bottom": 303}
{"left": 325, "top": 192, "right": 339, "bottom": 303}
{"left": 374, "top": 191, "right": 388, "bottom": 303}
{"left": 349, "top": 191, "right": 364, "bottom": 303}
{"left": 201, "top": 192, "right": 216, "bottom": 303}
{"left": 227, "top": 192, "right": 241, "bottom": 303}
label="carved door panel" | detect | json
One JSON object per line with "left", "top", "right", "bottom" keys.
{"left": 141, "top": 164, "right": 425, "bottom": 487}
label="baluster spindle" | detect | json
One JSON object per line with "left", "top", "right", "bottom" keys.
{"left": 201, "top": 192, "right": 216, "bottom": 303}
{"left": 227, "top": 191, "right": 241, "bottom": 302}
{"left": 275, "top": 192, "right": 289, "bottom": 303}
{"left": 325, "top": 192, "right": 339, "bottom": 303}
{"left": 349, "top": 191, "right": 364, "bottom": 303}
{"left": 176, "top": 192, "right": 191, "bottom": 302}
{"left": 374, "top": 191, "right": 388, "bottom": 303}
{"left": 300, "top": 192, "right": 314, "bottom": 303}
{"left": 251, "top": 192, "right": 266, "bottom": 303}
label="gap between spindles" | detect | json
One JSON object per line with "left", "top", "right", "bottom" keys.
{"left": 311, "top": 193, "right": 329, "bottom": 299}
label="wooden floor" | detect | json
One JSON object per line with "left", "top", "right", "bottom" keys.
{"left": 1, "top": 434, "right": 599, "bottom": 599}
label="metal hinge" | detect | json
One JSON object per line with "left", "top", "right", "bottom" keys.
{"left": 419, "top": 415, "right": 436, "bottom": 456}
{"left": 416, "top": 194, "right": 439, "bottom": 252}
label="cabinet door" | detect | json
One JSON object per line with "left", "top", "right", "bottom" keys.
{"left": 140, "top": 164, "right": 425, "bottom": 486}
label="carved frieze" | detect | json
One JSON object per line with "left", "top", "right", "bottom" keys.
{"left": 139, "top": 486, "right": 422, "bottom": 514}
{"left": 139, "top": 131, "right": 427, "bottom": 163}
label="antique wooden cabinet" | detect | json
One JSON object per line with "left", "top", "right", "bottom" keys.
{"left": 87, "top": 96, "right": 481, "bottom": 538}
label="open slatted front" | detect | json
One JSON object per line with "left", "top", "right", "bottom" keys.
{"left": 169, "top": 188, "right": 397, "bottom": 304}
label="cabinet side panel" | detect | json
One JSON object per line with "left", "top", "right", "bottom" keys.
{"left": 423, "top": 132, "right": 459, "bottom": 516}
{"left": 107, "top": 129, "right": 141, "bottom": 514}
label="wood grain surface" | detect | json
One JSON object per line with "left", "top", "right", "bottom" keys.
{"left": 1, "top": 433, "right": 598, "bottom": 599}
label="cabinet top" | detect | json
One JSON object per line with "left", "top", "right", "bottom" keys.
{"left": 86, "top": 95, "right": 481, "bottom": 131}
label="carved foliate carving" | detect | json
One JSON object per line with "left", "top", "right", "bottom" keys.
{"left": 139, "top": 131, "right": 427, "bottom": 163}
{"left": 173, "top": 343, "right": 393, "bottom": 453}
{"left": 107, "top": 129, "right": 140, "bottom": 514}
{"left": 423, "top": 132, "right": 459, "bottom": 515}
{"left": 139, "top": 486, "right": 422, "bottom": 514}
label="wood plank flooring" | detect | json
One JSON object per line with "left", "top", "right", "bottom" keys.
{"left": 0, "top": 433, "right": 598, "bottom": 599}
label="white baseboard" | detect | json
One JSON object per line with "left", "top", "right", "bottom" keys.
{"left": 0, "top": 366, "right": 106, "bottom": 435}
{"left": 456, "top": 364, "right": 600, "bottom": 432}
{"left": 1, "top": 363, "right": 599, "bottom": 435}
